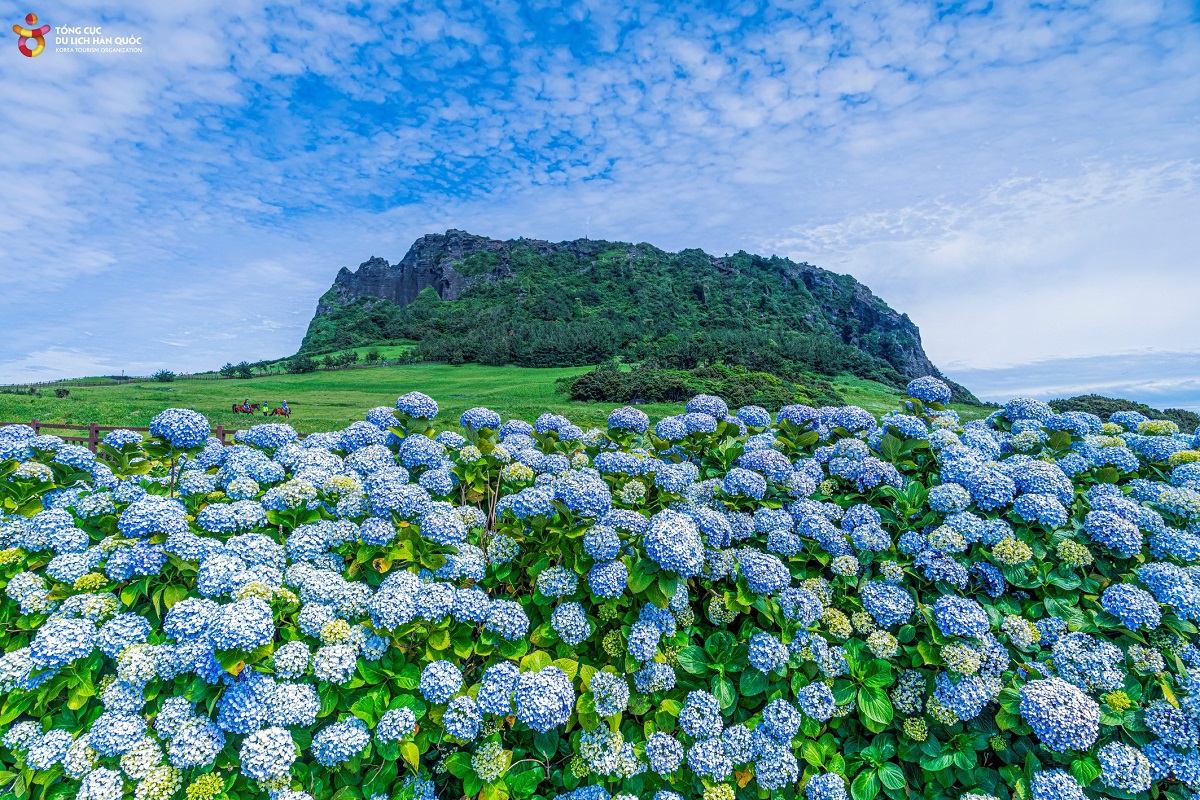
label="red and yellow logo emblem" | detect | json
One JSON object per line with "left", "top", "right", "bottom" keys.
{"left": 13, "top": 13, "right": 50, "bottom": 57}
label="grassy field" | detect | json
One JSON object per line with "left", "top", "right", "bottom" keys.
{"left": 0, "top": 364, "right": 991, "bottom": 434}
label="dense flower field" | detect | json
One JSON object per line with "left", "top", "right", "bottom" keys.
{"left": 2, "top": 380, "right": 1200, "bottom": 800}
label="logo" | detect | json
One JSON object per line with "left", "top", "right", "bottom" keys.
{"left": 13, "top": 13, "right": 50, "bottom": 57}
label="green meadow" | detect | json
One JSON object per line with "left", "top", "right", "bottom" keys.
{"left": 0, "top": 363, "right": 990, "bottom": 435}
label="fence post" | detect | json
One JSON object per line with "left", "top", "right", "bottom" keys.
{"left": 88, "top": 422, "right": 100, "bottom": 453}
{"left": 30, "top": 418, "right": 39, "bottom": 434}
{"left": 215, "top": 425, "right": 225, "bottom": 445}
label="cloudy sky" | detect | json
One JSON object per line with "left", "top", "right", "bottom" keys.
{"left": 2, "top": 0, "right": 1198, "bottom": 408}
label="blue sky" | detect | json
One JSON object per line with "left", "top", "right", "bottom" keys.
{"left": 2, "top": 0, "right": 1198, "bottom": 409}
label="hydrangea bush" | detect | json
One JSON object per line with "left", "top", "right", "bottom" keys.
{"left": 1, "top": 386, "right": 1200, "bottom": 800}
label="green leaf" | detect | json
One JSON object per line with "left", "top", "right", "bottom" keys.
{"left": 655, "top": 573, "right": 679, "bottom": 606}
{"left": 739, "top": 668, "right": 768, "bottom": 697}
{"left": 711, "top": 675, "right": 736, "bottom": 712}
{"left": 861, "top": 660, "right": 894, "bottom": 688}
{"left": 801, "top": 741, "right": 825, "bottom": 768}
{"left": 795, "top": 430, "right": 820, "bottom": 447}
{"left": 627, "top": 557, "right": 658, "bottom": 593}
{"left": 1047, "top": 430, "right": 1072, "bottom": 451}
{"left": 162, "top": 584, "right": 189, "bottom": 609}
{"left": 552, "top": 658, "right": 579, "bottom": 682}
{"left": 857, "top": 687, "right": 894, "bottom": 726}
{"left": 521, "top": 650, "right": 555, "bottom": 673}
{"left": 851, "top": 769, "right": 880, "bottom": 800}
{"left": 879, "top": 433, "right": 903, "bottom": 463}
{"left": 444, "top": 752, "right": 474, "bottom": 779}
{"left": 398, "top": 743, "right": 422, "bottom": 772}
{"left": 507, "top": 766, "right": 544, "bottom": 799}
{"left": 533, "top": 730, "right": 559, "bottom": 759}
{"left": 395, "top": 663, "right": 420, "bottom": 690}
{"left": 1070, "top": 756, "right": 1101, "bottom": 787}
{"left": 676, "top": 646, "right": 710, "bottom": 676}
{"left": 877, "top": 763, "right": 905, "bottom": 791}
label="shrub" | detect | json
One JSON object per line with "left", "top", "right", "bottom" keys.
{"left": 53, "top": 388, "right": 69, "bottom": 399}
{"left": 568, "top": 362, "right": 843, "bottom": 410}
{"left": 1, "top": 380, "right": 1199, "bottom": 800}
{"left": 286, "top": 355, "right": 317, "bottom": 374}
{"left": 1050, "top": 394, "right": 1199, "bottom": 434}
{"left": 152, "top": 369, "right": 175, "bottom": 383}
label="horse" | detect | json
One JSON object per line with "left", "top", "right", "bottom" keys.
{"left": 269, "top": 406, "right": 291, "bottom": 417}
{"left": 232, "top": 403, "right": 260, "bottom": 414}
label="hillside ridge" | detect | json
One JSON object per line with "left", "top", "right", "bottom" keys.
{"left": 303, "top": 229, "right": 977, "bottom": 402}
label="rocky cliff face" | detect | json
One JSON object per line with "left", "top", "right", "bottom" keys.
{"left": 315, "top": 230, "right": 497, "bottom": 315}
{"left": 311, "top": 229, "right": 953, "bottom": 388}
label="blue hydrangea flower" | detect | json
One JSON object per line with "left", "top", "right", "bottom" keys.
{"left": 907, "top": 377, "right": 951, "bottom": 404}
{"left": 513, "top": 667, "right": 574, "bottom": 733}
{"left": 239, "top": 726, "right": 296, "bottom": 780}
{"left": 1029, "top": 769, "right": 1086, "bottom": 800}
{"left": 778, "top": 587, "right": 823, "bottom": 625}
{"left": 805, "top": 772, "right": 847, "bottom": 800}
{"left": 311, "top": 717, "right": 369, "bottom": 766}
{"left": 208, "top": 598, "right": 275, "bottom": 652}
{"left": 551, "top": 602, "right": 591, "bottom": 646}
{"left": 590, "top": 671, "right": 630, "bottom": 717}
{"left": 587, "top": 560, "right": 628, "bottom": 598}
{"left": 30, "top": 618, "right": 96, "bottom": 668}
{"left": 735, "top": 548, "right": 791, "bottom": 594}
{"left": 419, "top": 660, "right": 463, "bottom": 704}
{"left": 537, "top": 566, "right": 578, "bottom": 597}
{"left": 748, "top": 632, "right": 788, "bottom": 673}
{"left": 460, "top": 407, "right": 501, "bottom": 431}
{"left": 583, "top": 525, "right": 621, "bottom": 560}
{"left": 554, "top": 472, "right": 612, "bottom": 517}
{"left": 1101, "top": 583, "right": 1161, "bottom": 630}
{"left": 87, "top": 712, "right": 147, "bottom": 757}
{"left": 443, "top": 695, "right": 481, "bottom": 741}
{"left": 860, "top": 582, "right": 914, "bottom": 628}
{"left": 484, "top": 600, "right": 530, "bottom": 641}
{"left": 376, "top": 707, "right": 417, "bottom": 742}
{"left": 724, "top": 467, "right": 767, "bottom": 500}
{"left": 1098, "top": 741, "right": 1152, "bottom": 793}
{"left": 608, "top": 406, "right": 649, "bottom": 433}
{"left": 643, "top": 510, "right": 704, "bottom": 577}
{"left": 1018, "top": 678, "right": 1100, "bottom": 752}
{"left": 150, "top": 408, "right": 210, "bottom": 449}
{"left": 396, "top": 392, "right": 438, "bottom": 419}
{"left": 1085, "top": 510, "right": 1143, "bottom": 558}
{"left": 478, "top": 661, "right": 519, "bottom": 715}
{"left": 687, "top": 737, "right": 732, "bottom": 779}
{"left": 932, "top": 596, "right": 989, "bottom": 638}
{"left": 645, "top": 731, "right": 683, "bottom": 775}
{"left": 795, "top": 683, "right": 835, "bottom": 721}
{"left": 168, "top": 718, "right": 225, "bottom": 768}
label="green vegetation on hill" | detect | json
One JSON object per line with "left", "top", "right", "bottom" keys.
{"left": 564, "top": 361, "right": 847, "bottom": 409}
{"left": 1049, "top": 394, "right": 1199, "bottom": 431}
{"left": 301, "top": 236, "right": 980, "bottom": 404}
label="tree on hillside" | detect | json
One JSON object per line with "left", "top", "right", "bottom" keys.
{"left": 287, "top": 354, "right": 317, "bottom": 374}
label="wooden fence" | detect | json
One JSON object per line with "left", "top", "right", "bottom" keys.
{"left": 0, "top": 419, "right": 307, "bottom": 452}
